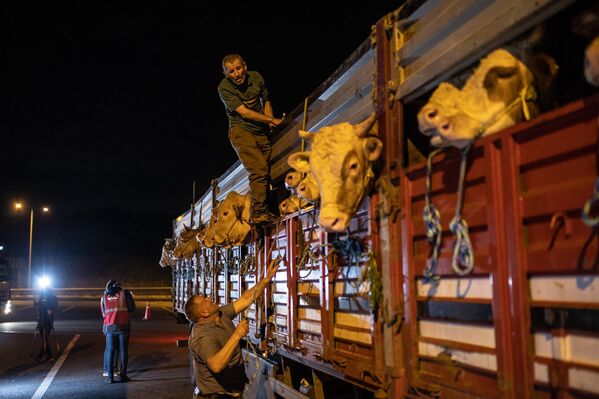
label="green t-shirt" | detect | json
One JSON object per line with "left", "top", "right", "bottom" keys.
{"left": 218, "top": 70, "right": 270, "bottom": 135}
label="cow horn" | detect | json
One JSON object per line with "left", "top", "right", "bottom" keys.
{"left": 354, "top": 112, "right": 377, "bottom": 137}
{"left": 299, "top": 130, "right": 316, "bottom": 142}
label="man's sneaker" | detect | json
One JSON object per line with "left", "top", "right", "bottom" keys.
{"left": 118, "top": 374, "right": 131, "bottom": 383}
{"left": 250, "top": 212, "right": 278, "bottom": 225}
{"left": 102, "top": 371, "right": 120, "bottom": 377}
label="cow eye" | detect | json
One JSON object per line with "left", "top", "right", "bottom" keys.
{"left": 223, "top": 211, "right": 229, "bottom": 216}
{"left": 350, "top": 162, "right": 359, "bottom": 170}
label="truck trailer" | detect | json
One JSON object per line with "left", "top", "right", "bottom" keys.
{"left": 164, "top": 1, "right": 599, "bottom": 397}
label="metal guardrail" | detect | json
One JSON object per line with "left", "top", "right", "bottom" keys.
{"left": 10, "top": 287, "right": 172, "bottom": 301}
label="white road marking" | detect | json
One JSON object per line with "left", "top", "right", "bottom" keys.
{"left": 161, "top": 306, "right": 174, "bottom": 314}
{"left": 61, "top": 305, "right": 75, "bottom": 313}
{"left": 31, "top": 334, "right": 80, "bottom": 399}
{"left": 19, "top": 305, "right": 33, "bottom": 312}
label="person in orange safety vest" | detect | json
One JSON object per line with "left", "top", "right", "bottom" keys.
{"left": 100, "top": 280, "right": 135, "bottom": 384}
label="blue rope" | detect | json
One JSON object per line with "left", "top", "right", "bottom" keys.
{"left": 422, "top": 148, "right": 445, "bottom": 284}
{"left": 582, "top": 177, "right": 599, "bottom": 227}
{"left": 450, "top": 144, "right": 474, "bottom": 276}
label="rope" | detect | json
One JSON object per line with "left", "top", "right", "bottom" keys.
{"left": 332, "top": 234, "right": 368, "bottom": 289}
{"left": 582, "top": 177, "right": 599, "bottom": 227}
{"left": 449, "top": 143, "right": 475, "bottom": 275}
{"left": 457, "top": 84, "right": 536, "bottom": 136}
{"left": 422, "top": 148, "right": 445, "bottom": 285}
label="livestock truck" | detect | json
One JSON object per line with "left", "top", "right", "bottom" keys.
{"left": 164, "top": 1, "right": 599, "bottom": 397}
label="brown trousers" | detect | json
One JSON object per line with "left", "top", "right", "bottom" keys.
{"left": 229, "top": 126, "right": 272, "bottom": 217}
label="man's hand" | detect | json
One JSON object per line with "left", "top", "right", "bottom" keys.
{"left": 268, "top": 117, "right": 283, "bottom": 130}
{"left": 233, "top": 319, "right": 249, "bottom": 339}
{"left": 266, "top": 257, "right": 281, "bottom": 280}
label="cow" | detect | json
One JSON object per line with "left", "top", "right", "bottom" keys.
{"left": 287, "top": 112, "right": 382, "bottom": 232}
{"left": 585, "top": 36, "right": 599, "bottom": 86}
{"left": 285, "top": 171, "right": 320, "bottom": 203}
{"left": 197, "top": 213, "right": 217, "bottom": 248}
{"left": 417, "top": 48, "right": 541, "bottom": 149}
{"left": 209, "top": 191, "right": 252, "bottom": 247}
{"left": 279, "top": 194, "right": 303, "bottom": 215}
{"left": 173, "top": 225, "right": 202, "bottom": 259}
{"left": 159, "top": 238, "right": 177, "bottom": 267}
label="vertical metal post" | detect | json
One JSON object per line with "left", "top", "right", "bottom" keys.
{"left": 28, "top": 208, "right": 34, "bottom": 288}
{"left": 190, "top": 181, "right": 196, "bottom": 228}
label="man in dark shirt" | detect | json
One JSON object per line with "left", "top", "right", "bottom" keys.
{"left": 184, "top": 259, "right": 280, "bottom": 398}
{"left": 218, "top": 53, "right": 284, "bottom": 225}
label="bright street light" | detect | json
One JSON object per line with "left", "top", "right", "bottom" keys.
{"left": 14, "top": 202, "right": 51, "bottom": 288}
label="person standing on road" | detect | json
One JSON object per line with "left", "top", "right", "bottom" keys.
{"left": 184, "top": 258, "right": 280, "bottom": 398}
{"left": 101, "top": 280, "right": 135, "bottom": 384}
{"left": 34, "top": 287, "right": 58, "bottom": 362}
{"left": 218, "top": 53, "right": 284, "bottom": 225}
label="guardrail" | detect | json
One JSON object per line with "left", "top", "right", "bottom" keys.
{"left": 10, "top": 287, "right": 172, "bottom": 301}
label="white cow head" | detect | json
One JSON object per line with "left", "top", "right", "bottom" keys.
{"left": 173, "top": 225, "right": 202, "bottom": 259}
{"left": 418, "top": 49, "right": 539, "bottom": 148}
{"left": 210, "top": 191, "right": 251, "bottom": 247}
{"left": 159, "top": 238, "right": 177, "bottom": 267}
{"left": 288, "top": 112, "right": 382, "bottom": 232}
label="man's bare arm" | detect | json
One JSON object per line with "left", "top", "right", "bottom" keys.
{"left": 233, "top": 258, "right": 280, "bottom": 314}
{"left": 234, "top": 104, "right": 282, "bottom": 126}
{"left": 206, "top": 320, "right": 249, "bottom": 373}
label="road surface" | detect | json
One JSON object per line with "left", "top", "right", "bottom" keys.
{"left": 0, "top": 299, "right": 192, "bottom": 399}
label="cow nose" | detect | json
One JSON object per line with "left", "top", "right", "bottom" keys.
{"left": 319, "top": 214, "right": 350, "bottom": 233}
{"left": 438, "top": 119, "right": 452, "bottom": 136}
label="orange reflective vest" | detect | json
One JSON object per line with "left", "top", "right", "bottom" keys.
{"left": 103, "top": 290, "right": 131, "bottom": 326}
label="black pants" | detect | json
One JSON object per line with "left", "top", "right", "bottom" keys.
{"left": 37, "top": 326, "right": 53, "bottom": 358}
{"left": 229, "top": 126, "right": 272, "bottom": 217}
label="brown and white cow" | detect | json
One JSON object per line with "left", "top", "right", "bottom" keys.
{"left": 159, "top": 238, "right": 177, "bottom": 267}
{"left": 287, "top": 112, "right": 382, "bottom": 232}
{"left": 418, "top": 49, "right": 540, "bottom": 149}
{"left": 209, "top": 191, "right": 251, "bottom": 247}
{"left": 173, "top": 225, "right": 202, "bottom": 259}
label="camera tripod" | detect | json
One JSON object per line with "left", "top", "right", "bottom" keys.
{"left": 29, "top": 325, "right": 61, "bottom": 361}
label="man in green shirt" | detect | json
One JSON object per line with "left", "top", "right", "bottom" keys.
{"left": 218, "top": 53, "right": 284, "bottom": 225}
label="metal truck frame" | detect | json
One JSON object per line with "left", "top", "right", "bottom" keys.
{"left": 168, "top": 1, "right": 599, "bottom": 397}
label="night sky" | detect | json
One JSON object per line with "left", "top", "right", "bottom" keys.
{"left": 0, "top": 2, "right": 398, "bottom": 283}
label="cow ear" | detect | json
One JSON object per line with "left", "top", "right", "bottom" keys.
{"left": 363, "top": 138, "right": 383, "bottom": 161}
{"left": 483, "top": 65, "right": 518, "bottom": 89}
{"left": 299, "top": 130, "right": 316, "bottom": 142}
{"left": 288, "top": 152, "right": 312, "bottom": 173}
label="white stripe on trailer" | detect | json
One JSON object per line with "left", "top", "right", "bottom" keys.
{"left": 534, "top": 333, "right": 599, "bottom": 365}
{"left": 419, "top": 320, "right": 496, "bottom": 348}
{"left": 417, "top": 276, "right": 493, "bottom": 300}
{"left": 569, "top": 368, "right": 599, "bottom": 395}
{"left": 529, "top": 275, "right": 599, "bottom": 304}
{"left": 418, "top": 341, "right": 497, "bottom": 371}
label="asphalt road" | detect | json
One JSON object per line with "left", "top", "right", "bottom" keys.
{"left": 0, "top": 299, "right": 193, "bottom": 399}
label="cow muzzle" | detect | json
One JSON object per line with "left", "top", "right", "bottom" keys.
{"left": 319, "top": 208, "right": 351, "bottom": 232}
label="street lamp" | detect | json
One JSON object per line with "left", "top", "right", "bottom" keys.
{"left": 14, "top": 202, "right": 50, "bottom": 288}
